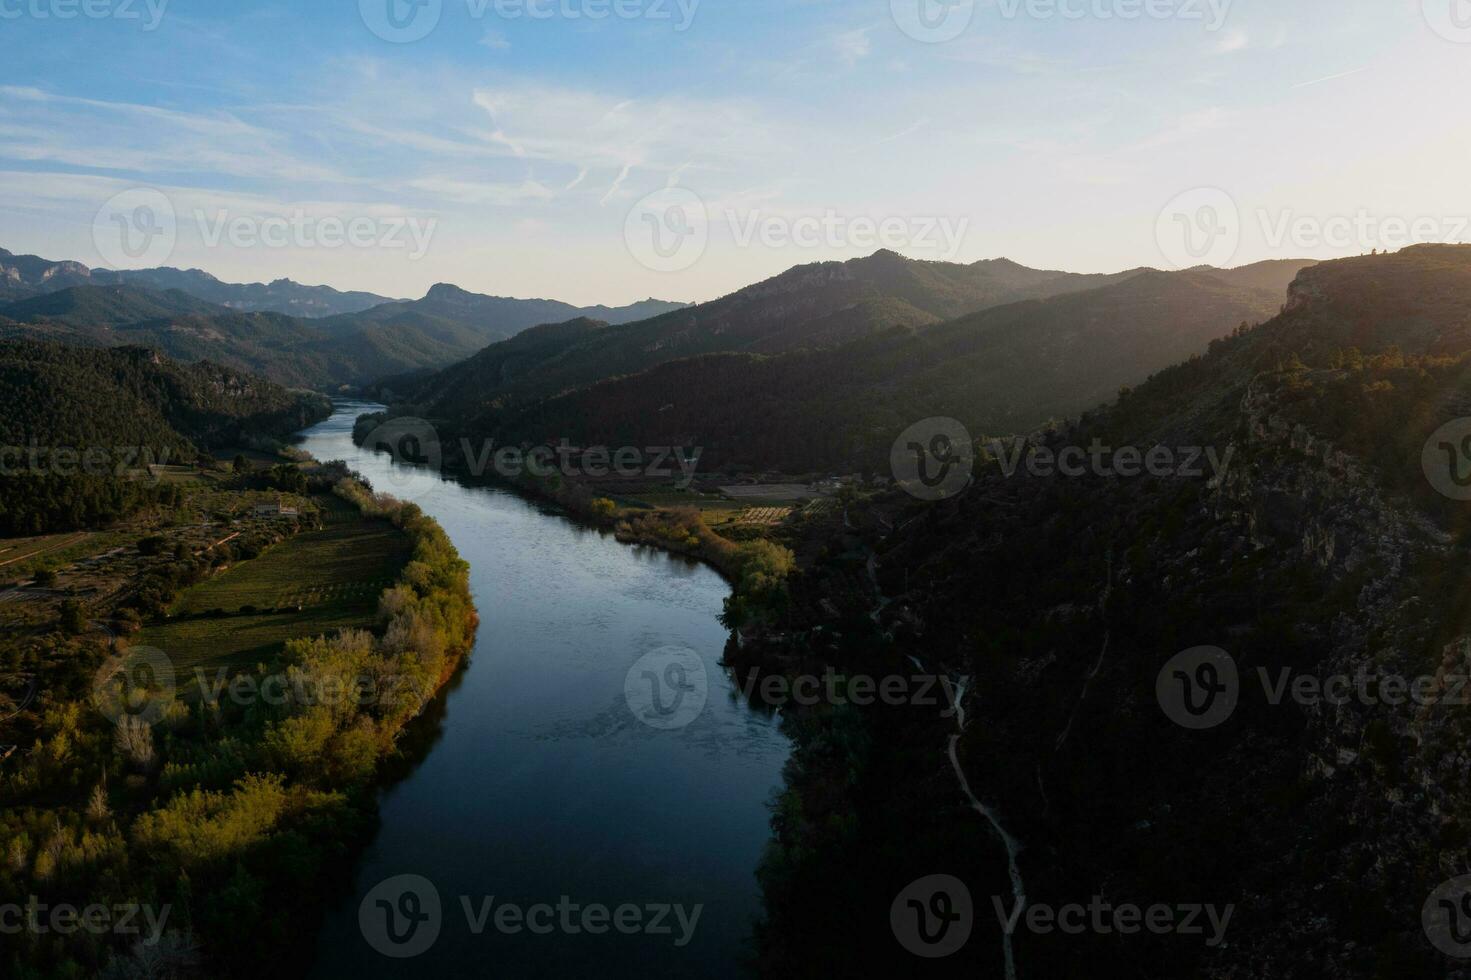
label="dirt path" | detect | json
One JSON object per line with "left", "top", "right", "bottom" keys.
{"left": 0, "top": 533, "right": 90, "bottom": 569}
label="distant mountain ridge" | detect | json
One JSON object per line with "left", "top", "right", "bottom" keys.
{"left": 0, "top": 247, "right": 398, "bottom": 316}
{"left": 0, "top": 284, "right": 493, "bottom": 390}
{"left": 0, "top": 245, "right": 688, "bottom": 323}
{"left": 0, "top": 245, "right": 691, "bottom": 388}
{"left": 324, "top": 282, "right": 686, "bottom": 337}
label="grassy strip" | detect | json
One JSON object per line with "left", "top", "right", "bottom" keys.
{"left": 138, "top": 496, "right": 412, "bottom": 670}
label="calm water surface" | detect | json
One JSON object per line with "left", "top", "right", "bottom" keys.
{"left": 299, "top": 403, "right": 790, "bottom": 978}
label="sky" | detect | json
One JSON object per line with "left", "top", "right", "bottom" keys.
{"left": 1, "top": 0, "right": 1469, "bottom": 306}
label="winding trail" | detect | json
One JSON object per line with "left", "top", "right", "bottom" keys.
{"left": 946, "top": 676, "right": 1024, "bottom": 980}
{"left": 865, "top": 550, "right": 1024, "bottom": 979}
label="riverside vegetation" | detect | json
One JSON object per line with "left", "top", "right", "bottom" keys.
{"left": 0, "top": 463, "right": 476, "bottom": 978}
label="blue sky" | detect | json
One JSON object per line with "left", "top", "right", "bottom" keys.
{"left": 2, "top": 0, "right": 1468, "bottom": 305}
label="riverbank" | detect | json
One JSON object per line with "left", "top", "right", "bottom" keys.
{"left": 306, "top": 401, "right": 792, "bottom": 979}
{"left": 349, "top": 411, "right": 796, "bottom": 635}
{"left": 0, "top": 439, "right": 477, "bottom": 978}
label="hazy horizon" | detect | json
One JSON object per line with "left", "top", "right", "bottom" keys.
{"left": 1, "top": 237, "right": 1334, "bottom": 308}
{"left": 4, "top": 0, "right": 1469, "bottom": 306}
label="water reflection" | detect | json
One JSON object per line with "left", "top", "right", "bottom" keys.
{"left": 303, "top": 403, "right": 791, "bottom": 979}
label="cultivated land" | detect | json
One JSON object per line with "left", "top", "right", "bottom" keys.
{"left": 138, "top": 493, "right": 410, "bottom": 670}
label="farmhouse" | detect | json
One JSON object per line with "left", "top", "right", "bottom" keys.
{"left": 253, "top": 499, "right": 299, "bottom": 518}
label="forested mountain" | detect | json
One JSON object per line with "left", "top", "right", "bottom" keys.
{"left": 402, "top": 251, "right": 1313, "bottom": 428}
{"left": 0, "top": 340, "right": 329, "bottom": 449}
{"left": 0, "top": 340, "right": 330, "bottom": 533}
{"left": 0, "top": 285, "right": 377, "bottom": 388}
{"left": 754, "top": 244, "right": 1471, "bottom": 977}
{"left": 322, "top": 282, "right": 686, "bottom": 341}
{"left": 431, "top": 266, "right": 1299, "bottom": 472}
{"left": 96, "top": 266, "right": 398, "bottom": 317}
{"left": 0, "top": 284, "right": 666, "bottom": 390}
{"left": 0, "top": 246, "right": 689, "bottom": 388}
{"left": 0, "top": 247, "right": 396, "bottom": 315}
{"left": 0, "top": 247, "right": 95, "bottom": 299}
{"left": 0, "top": 244, "right": 685, "bottom": 326}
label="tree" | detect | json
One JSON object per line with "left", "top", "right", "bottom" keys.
{"left": 60, "top": 599, "right": 85, "bottom": 635}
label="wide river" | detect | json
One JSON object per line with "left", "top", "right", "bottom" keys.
{"left": 297, "top": 402, "right": 791, "bottom": 978}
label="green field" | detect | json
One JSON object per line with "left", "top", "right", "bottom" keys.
{"left": 137, "top": 496, "right": 412, "bottom": 670}
{"left": 613, "top": 491, "right": 747, "bottom": 524}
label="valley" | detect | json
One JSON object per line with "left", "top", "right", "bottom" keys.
{"left": 6, "top": 242, "right": 1471, "bottom": 978}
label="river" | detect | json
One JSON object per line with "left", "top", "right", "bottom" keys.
{"left": 296, "top": 402, "right": 791, "bottom": 978}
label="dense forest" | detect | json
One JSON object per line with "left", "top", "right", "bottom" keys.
{"left": 388, "top": 252, "right": 1309, "bottom": 427}
{"left": 0, "top": 341, "right": 329, "bottom": 535}
{"left": 743, "top": 244, "right": 1471, "bottom": 976}
{"left": 416, "top": 268, "right": 1293, "bottom": 476}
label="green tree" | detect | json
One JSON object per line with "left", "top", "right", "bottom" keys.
{"left": 59, "top": 599, "right": 85, "bottom": 635}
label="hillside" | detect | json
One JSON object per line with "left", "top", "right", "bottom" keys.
{"left": 0, "top": 285, "right": 636, "bottom": 390}
{"left": 404, "top": 251, "right": 1311, "bottom": 429}
{"left": 0, "top": 247, "right": 94, "bottom": 299}
{"left": 750, "top": 245, "right": 1471, "bottom": 977}
{"left": 0, "top": 246, "right": 690, "bottom": 388}
{"left": 464, "top": 267, "right": 1294, "bottom": 472}
{"left": 0, "top": 340, "right": 330, "bottom": 448}
{"left": 0, "top": 340, "right": 330, "bottom": 533}
{"left": 0, "top": 285, "right": 357, "bottom": 388}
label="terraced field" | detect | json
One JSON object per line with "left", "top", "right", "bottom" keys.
{"left": 137, "top": 494, "right": 411, "bottom": 670}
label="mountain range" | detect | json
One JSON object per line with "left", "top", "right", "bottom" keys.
{"left": 0, "top": 246, "right": 688, "bottom": 389}
{"left": 404, "top": 254, "right": 1315, "bottom": 471}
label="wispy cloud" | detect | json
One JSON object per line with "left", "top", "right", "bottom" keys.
{"left": 1291, "top": 66, "right": 1370, "bottom": 89}
{"left": 0, "top": 86, "right": 344, "bottom": 184}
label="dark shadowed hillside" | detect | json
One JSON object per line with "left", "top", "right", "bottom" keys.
{"left": 750, "top": 245, "right": 1471, "bottom": 978}
{"left": 405, "top": 252, "right": 1313, "bottom": 443}
{"left": 465, "top": 266, "right": 1296, "bottom": 472}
